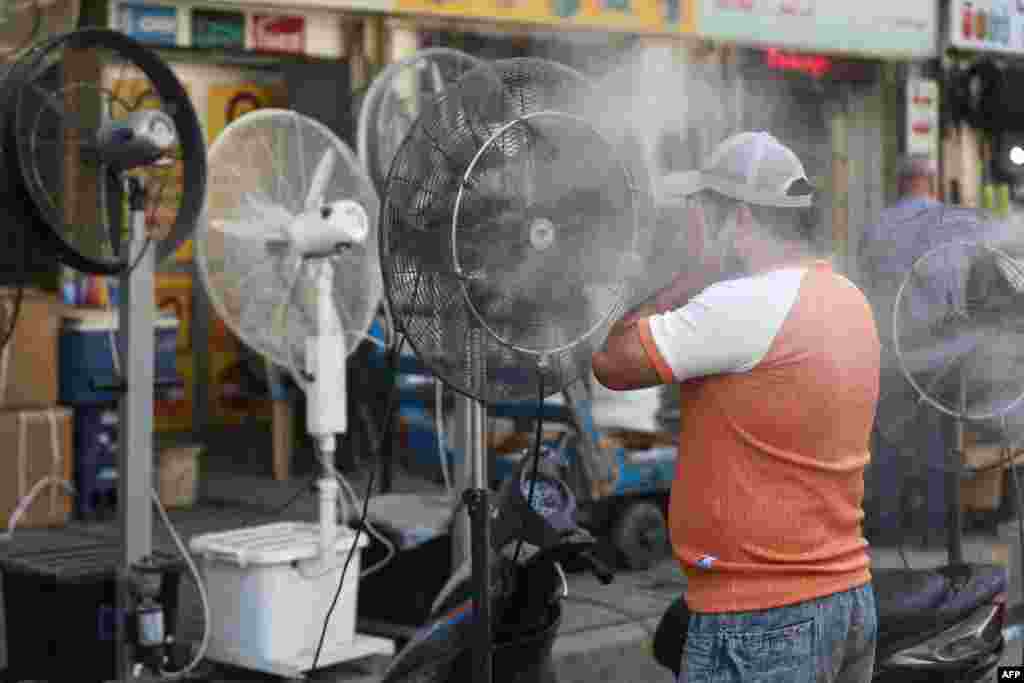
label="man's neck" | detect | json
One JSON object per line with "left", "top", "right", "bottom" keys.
{"left": 746, "top": 244, "right": 821, "bottom": 275}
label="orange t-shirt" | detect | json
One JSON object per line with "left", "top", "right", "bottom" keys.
{"left": 637, "top": 261, "right": 880, "bottom": 613}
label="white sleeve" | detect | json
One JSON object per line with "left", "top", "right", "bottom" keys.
{"left": 644, "top": 269, "right": 806, "bottom": 382}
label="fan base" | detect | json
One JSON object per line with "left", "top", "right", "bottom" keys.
{"left": 204, "top": 633, "right": 395, "bottom": 679}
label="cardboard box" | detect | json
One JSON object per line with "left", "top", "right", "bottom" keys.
{"left": 0, "top": 288, "right": 62, "bottom": 409}
{"left": 962, "top": 467, "right": 1004, "bottom": 512}
{"left": 0, "top": 407, "right": 73, "bottom": 529}
{"left": 960, "top": 443, "right": 1024, "bottom": 512}
{"left": 962, "top": 443, "right": 1024, "bottom": 470}
{"left": 157, "top": 445, "right": 201, "bottom": 509}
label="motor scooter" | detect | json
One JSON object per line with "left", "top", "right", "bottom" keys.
{"left": 379, "top": 454, "right": 615, "bottom": 683}
{"left": 376, "top": 444, "right": 1015, "bottom": 683}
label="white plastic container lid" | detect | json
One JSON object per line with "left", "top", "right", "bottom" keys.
{"left": 189, "top": 522, "right": 369, "bottom": 568}
{"left": 62, "top": 309, "right": 179, "bottom": 331}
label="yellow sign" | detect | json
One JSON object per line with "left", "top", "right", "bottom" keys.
{"left": 394, "top": 0, "right": 693, "bottom": 33}
{"left": 206, "top": 82, "right": 287, "bottom": 143}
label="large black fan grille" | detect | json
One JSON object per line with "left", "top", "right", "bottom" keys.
{"left": 1, "top": 29, "right": 205, "bottom": 274}
{"left": 381, "top": 58, "right": 637, "bottom": 404}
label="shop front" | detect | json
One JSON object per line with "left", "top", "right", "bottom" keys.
{"left": 686, "top": 0, "right": 938, "bottom": 277}
{"left": 944, "top": 0, "right": 1024, "bottom": 216}
{"left": 90, "top": 0, "right": 376, "bottom": 437}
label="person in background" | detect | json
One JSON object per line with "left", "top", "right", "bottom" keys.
{"left": 592, "top": 131, "right": 880, "bottom": 683}
{"left": 857, "top": 154, "right": 950, "bottom": 548}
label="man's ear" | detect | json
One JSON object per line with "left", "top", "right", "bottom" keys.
{"left": 736, "top": 203, "right": 754, "bottom": 229}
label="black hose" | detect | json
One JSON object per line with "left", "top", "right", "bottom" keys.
{"left": 513, "top": 374, "right": 545, "bottom": 565}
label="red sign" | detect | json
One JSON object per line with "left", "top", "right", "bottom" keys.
{"left": 251, "top": 14, "right": 305, "bottom": 54}
{"left": 763, "top": 48, "right": 832, "bottom": 78}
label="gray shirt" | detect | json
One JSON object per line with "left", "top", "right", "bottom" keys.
{"left": 858, "top": 199, "right": 979, "bottom": 356}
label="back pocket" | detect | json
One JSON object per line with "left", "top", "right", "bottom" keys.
{"left": 720, "top": 619, "right": 814, "bottom": 683}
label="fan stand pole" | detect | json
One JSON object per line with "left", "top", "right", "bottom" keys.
{"left": 947, "top": 363, "right": 968, "bottom": 566}
{"left": 463, "top": 328, "right": 493, "bottom": 683}
{"left": 117, "top": 176, "right": 156, "bottom": 682}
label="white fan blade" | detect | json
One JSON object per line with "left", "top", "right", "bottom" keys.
{"left": 212, "top": 217, "right": 285, "bottom": 241}
{"left": 210, "top": 192, "right": 294, "bottom": 242}
{"left": 306, "top": 148, "right": 336, "bottom": 210}
{"left": 428, "top": 62, "right": 446, "bottom": 95}
{"left": 245, "top": 192, "right": 295, "bottom": 224}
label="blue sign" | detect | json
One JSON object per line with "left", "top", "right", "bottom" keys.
{"left": 118, "top": 3, "right": 178, "bottom": 46}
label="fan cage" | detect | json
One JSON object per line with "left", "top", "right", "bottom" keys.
{"left": 2, "top": 28, "right": 206, "bottom": 274}
{"left": 452, "top": 110, "right": 637, "bottom": 357}
{"left": 893, "top": 238, "right": 1024, "bottom": 422}
{"left": 196, "top": 108, "right": 382, "bottom": 382}
{"left": 380, "top": 57, "right": 637, "bottom": 404}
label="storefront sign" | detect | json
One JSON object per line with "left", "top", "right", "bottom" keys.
{"left": 393, "top": 0, "right": 695, "bottom": 34}
{"left": 906, "top": 77, "right": 939, "bottom": 160}
{"left": 763, "top": 48, "right": 832, "bottom": 77}
{"left": 698, "top": 0, "right": 936, "bottom": 58}
{"left": 250, "top": 14, "right": 305, "bottom": 54}
{"left": 949, "top": 0, "right": 1024, "bottom": 54}
{"left": 191, "top": 8, "right": 245, "bottom": 49}
{"left": 117, "top": 3, "right": 178, "bottom": 46}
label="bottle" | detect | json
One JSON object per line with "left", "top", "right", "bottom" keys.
{"left": 976, "top": 5, "right": 987, "bottom": 41}
{"left": 963, "top": 1, "right": 974, "bottom": 39}
{"left": 993, "top": 0, "right": 1008, "bottom": 43}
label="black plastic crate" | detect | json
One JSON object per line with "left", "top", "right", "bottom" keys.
{"left": 0, "top": 543, "right": 182, "bottom": 683}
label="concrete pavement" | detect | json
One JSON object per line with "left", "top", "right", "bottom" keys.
{"left": 0, "top": 432, "right": 1021, "bottom": 682}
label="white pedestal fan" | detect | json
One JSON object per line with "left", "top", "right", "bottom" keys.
{"left": 191, "top": 108, "right": 393, "bottom": 678}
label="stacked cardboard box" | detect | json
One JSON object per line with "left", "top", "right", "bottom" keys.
{"left": 0, "top": 288, "right": 73, "bottom": 529}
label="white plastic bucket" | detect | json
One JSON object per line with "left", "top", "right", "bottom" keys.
{"left": 189, "top": 522, "right": 369, "bottom": 666}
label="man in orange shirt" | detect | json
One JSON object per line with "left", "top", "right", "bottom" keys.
{"left": 592, "top": 132, "right": 880, "bottom": 683}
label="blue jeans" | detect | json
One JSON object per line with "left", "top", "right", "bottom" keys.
{"left": 678, "top": 583, "right": 877, "bottom": 683}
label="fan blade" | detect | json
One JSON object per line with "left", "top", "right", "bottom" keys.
{"left": 211, "top": 192, "right": 294, "bottom": 242}
{"left": 306, "top": 147, "right": 337, "bottom": 210}
{"left": 995, "top": 252, "right": 1024, "bottom": 292}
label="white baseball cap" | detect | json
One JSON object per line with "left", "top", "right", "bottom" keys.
{"left": 659, "top": 131, "right": 815, "bottom": 209}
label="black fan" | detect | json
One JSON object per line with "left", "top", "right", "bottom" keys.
{"left": 0, "top": 28, "right": 206, "bottom": 274}
{"left": 380, "top": 57, "right": 640, "bottom": 404}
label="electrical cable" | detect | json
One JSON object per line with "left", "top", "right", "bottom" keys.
{"left": 150, "top": 485, "right": 211, "bottom": 679}
{"left": 314, "top": 442, "right": 397, "bottom": 578}
{"left": 0, "top": 476, "right": 74, "bottom": 541}
{"left": 513, "top": 374, "right": 545, "bottom": 565}
{"left": 563, "top": 594, "right": 655, "bottom": 637}
{"left": 435, "top": 377, "right": 453, "bottom": 499}
{"left": 337, "top": 470, "right": 397, "bottom": 578}
{"left": 312, "top": 333, "right": 406, "bottom": 671}
{"left": 273, "top": 473, "right": 318, "bottom": 515}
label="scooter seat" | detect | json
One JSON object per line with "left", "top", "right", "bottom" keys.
{"left": 872, "top": 567, "right": 951, "bottom": 614}
{"left": 874, "top": 564, "right": 1007, "bottom": 658}
{"left": 653, "top": 564, "right": 1008, "bottom": 676}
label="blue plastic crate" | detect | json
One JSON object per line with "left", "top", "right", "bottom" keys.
{"left": 72, "top": 404, "right": 119, "bottom": 520}
{"left": 59, "top": 310, "right": 180, "bottom": 405}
